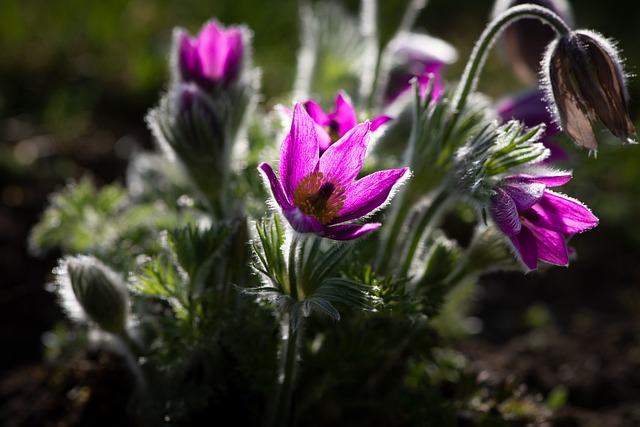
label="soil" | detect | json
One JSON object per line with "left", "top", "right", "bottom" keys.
{"left": 1, "top": 115, "right": 639, "bottom": 426}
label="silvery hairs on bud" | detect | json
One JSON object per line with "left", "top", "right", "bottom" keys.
{"left": 541, "top": 29, "right": 636, "bottom": 152}
{"left": 55, "top": 255, "right": 129, "bottom": 334}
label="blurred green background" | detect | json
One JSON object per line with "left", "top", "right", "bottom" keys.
{"left": 1, "top": 0, "right": 639, "bottom": 331}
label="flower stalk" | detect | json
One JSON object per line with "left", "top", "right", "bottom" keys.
{"left": 452, "top": 3, "right": 572, "bottom": 113}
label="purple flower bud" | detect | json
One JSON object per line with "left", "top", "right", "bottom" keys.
{"left": 174, "top": 83, "right": 223, "bottom": 149}
{"left": 383, "top": 31, "right": 457, "bottom": 105}
{"left": 542, "top": 30, "right": 636, "bottom": 151}
{"left": 492, "top": 0, "right": 574, "bottom": 83}
{"left": 489, "top": 170, "right": 598, "bottom": 270}
{"left": 176, "top": 20, "right": 245, "bottom": 89}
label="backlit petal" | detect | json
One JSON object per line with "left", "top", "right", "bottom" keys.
{"left": 525, "top": 222, "right": 569, "bottom": 266}
{"left": 511, "top": 226, "right": 538, "bottom": 270}
{"left": 198, "top": 21, "right": 226, "bottom": 80}
{"left": 506, "top": 171, "right": 572, "bottom": 187}
{"left": 280, "top": 103, "right": 320, "bottom": 196}
{"left": 258, "top": 163, "right": 293, "bottom": 210}
{"left": 525, "top": 190, "right": 598, "bottom": 234}
{"left": 304, "top": 100, "right": 329, "bottom": 125}
{"left": 371, "top": 115, "right": 392, "bottom": 131}
{"left": 322, "top": 222, "right": 381, "bottom": 240}
{"left": 331, "top": 93, "right": 358, "bottom": 135}
{"left": 319, "top": 122, "right": 370, "bottom": 186}
{"left": 334, "top": 168, "right": 409, "bottom": 224}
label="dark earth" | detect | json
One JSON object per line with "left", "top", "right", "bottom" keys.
{"left": 1, "top": 108, "right": 639, "bottom": 426}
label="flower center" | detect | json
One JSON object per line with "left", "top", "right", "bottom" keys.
{"left": 292, "top": 171, "right": 346, "bottom": 224}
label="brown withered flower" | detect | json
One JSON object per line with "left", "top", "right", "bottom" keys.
{"left": 542, "top": 29, "right": 636, "bottom": 152}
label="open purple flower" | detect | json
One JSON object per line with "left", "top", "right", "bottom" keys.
{"left": 496, "top": 88, "right": 569, "bottom": 163}
{"left": 490, "top": 171, "right": 598, "bottom": 270}
{"left": 259, "top": 103, "right": 409, "bottom": 240}
{"left": 176, "top": 20, "right": 245, "bottom": 88}
{"left": 304, "top": 93, "right": 390, "bottom": 152}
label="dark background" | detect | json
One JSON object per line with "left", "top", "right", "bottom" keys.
{"left": 1, "top": 0, "right": 639, "bottom": 425}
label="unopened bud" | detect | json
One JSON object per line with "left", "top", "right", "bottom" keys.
{"left": 174, "top": 20, "right": 246, "bottom": 90}
{"left": 542, "top": 30, "right": 636, "bottom": 151}
{"left": 56, "top": 255, "right": 129, "bottom": 334}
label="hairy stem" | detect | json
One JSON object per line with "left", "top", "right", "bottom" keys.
{"left": 452, "top": 4, "right": 571, "bottom": 114}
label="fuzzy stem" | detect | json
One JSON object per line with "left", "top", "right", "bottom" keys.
{"left": 271, "top": 314, "right": 301, "bottom": 427}
{"left": 268, "top": 235, "right": 303, "bottom": 427}
{"left": 288, "top": 235, "right": 299, "bottom": 301}
{"left": 374, "top": 83, "right": 422, "bottom": 273}
{"left": 452, "top": 4, "right": 571, "bottom": 114}
{"left": 114, "top": 331, "right": 147, "bottom": 391}
{"left": 399, "top": 186, "right": 451, "bottom": 277}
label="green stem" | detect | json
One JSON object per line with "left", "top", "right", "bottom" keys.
{"left": 269, "top": 235, "right": 305, "bottom": 426}
{"left": 288, "top": 236, "right": 299, "bottom": 301}
{"left": 399, "top": 187, "right": 451, "bottom": 277}
{"left": 375, "top": 84, "right": 423, "bottom": 273}
{"left": 452, "top": 4, "right": 571, "bottom": 114}
{"left": 269, "top": 310, "right": 302, "bottom": 427}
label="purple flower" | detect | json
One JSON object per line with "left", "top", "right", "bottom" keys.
{"left": 383, "top": 32, "right": 457, "bottom": 105}
{"left": 176, "top": 20, "right": 245, "bottom": 88}
{"left": 259, "top": 103, "right": 409, "bottom": 240}
{"left": 304, "top": 93, "right": 390, "bottom": 152}
{"left": 496, "top": 88, "right": 569, "bottom": 163}
{"left": 490, "top": 171, "right": 598, "bottom": 270}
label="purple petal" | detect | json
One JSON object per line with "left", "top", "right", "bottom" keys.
{"left": 280, "top": 103, "right": 320, "bottom": 196}
{"left": 221, "top": 28, "right": 244, "bottom": 81}
{"left": 371, "top": 115, "right": 392, "bottom": 131}
{"left": 304, "top": 100, "right": 329, "bottom": 125}
{"left": 506, "top": 172, "right": 572, "bottom": 188}
{"left": 510, "top": 226, "right": 539, "bottom": 270}
{"left": 334, "top": 168, "right": 409, "bottom": 224}
{"left": 198, "top": 21, "right": 226, "bottom": 80}
{"left": 283, "top": 207, "right": 325, "bottom": 234}
{"left": 502, "top": 181, "right": 545, "bottom": 210}
{"left": 490, "top": 188, "right": 521, "bottom": 236}
{"left": 525, "top": 190, "right": 599, "bottom": 234}
{"left": 258, "top": 163, "right": 293, "bottom": 210}
{"left": 314, "top": 122, "right": 332, "bottom": 152}
{"left": 178, "top": 31, "right": 201, "bottom": 81}
{"left": 330, "top": 93, "right": 358, "bottom": 136}
{"left": 318, "top": 122, "right": 370, "bottom": 187}
{"left": 524, "top": 222, "right": 569, "bottom": 267}
{"left": 321, "top": 222, "right": 381, "bottom": 240}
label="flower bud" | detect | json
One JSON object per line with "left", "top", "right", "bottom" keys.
{"left": 492, "top": 0, "right": 574, "bottom": 83}
{"left": 56, "top": 255, "right": 129, "bottom": 334}
{"left": 174, "top": 19, "right": 246, "bottom": 89}
{"left": 542, "top": 30, "right": 636, "bottom": 151}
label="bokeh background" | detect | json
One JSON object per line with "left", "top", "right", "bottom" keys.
{"left": 1, "top": 0, "right": 639, "bottom": 425}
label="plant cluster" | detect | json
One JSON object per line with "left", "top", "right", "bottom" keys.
{"left": 30, "top": 0, "right": 635, "bottom": 425}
